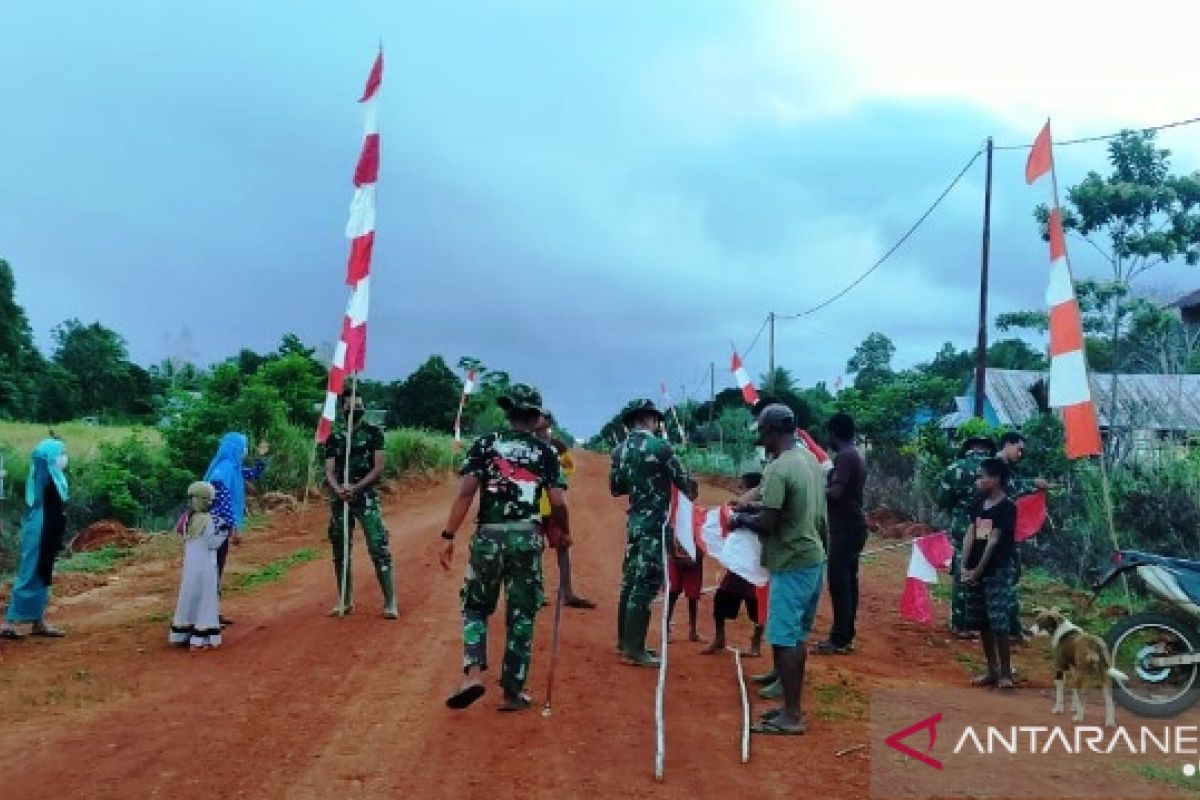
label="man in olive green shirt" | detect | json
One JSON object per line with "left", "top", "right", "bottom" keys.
{"left": 731, "top": 404, "right": 828, "bottom": 735}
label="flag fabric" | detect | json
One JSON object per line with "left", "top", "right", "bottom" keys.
{"left": 730, "top": 350, "right": 758, "bottom": 405}
{"left": 899, "top": 532, "right": 954, "bottom": 625}
{"left": 463, "top": 368, "right": 477, "bottom": 395}
{"left": 1024, "top": 120, "right": 1102, "bottom": 458}
{"left": 671, "top": 487, "right": 769, "bottom": 587}
{"left": 797, "top": 429, "right": 833, "bottom": 472}
{"left": 1015, "top": 491, "right": 1048, "bottom": 542}
{"left": 317, "top": 51, "right": 383, "bottom": 444}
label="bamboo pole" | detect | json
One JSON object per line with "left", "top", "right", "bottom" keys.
{"left": 337, "top": 377, "right": 359, "bottom": 617}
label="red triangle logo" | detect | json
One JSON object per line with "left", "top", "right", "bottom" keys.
{"left": 884, "top": 713, "right": 943, "bottom": 770}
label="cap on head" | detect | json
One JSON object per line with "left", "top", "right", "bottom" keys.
{"left": 620, "top": 399, "right": 665, "bottom": 426}
{"left": 497, "top": 383, "right": 546, "bottom": 415}
{"left": 757, "top": 403, "right": 795, "bottom": 434}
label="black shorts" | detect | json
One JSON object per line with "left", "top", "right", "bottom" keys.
{"left": 713, "top": 588, "right": 760, "bottom": 623}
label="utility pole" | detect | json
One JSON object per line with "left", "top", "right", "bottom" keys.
{"left": 973, "top": 137, "right": 994, "bottom": 419}
{"left": 767, "top": 312, "right": 776, "bottom": 394}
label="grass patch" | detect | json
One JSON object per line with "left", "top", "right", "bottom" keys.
{"left": 813, "top": 680, "right": 867, "bottom": 722}
{"left": 1017, "top": 566, "right": 1154, "bottom": 638}
{"left": 58, "top": 545, "right": 134, "bottom": 574}
{"left": 383, "top": 429, "right": 457, "bottom": 478}
{"left": 953, "top": 651, "right": 984, "bottom": 673}
{"left": 1125, "top": 763, "right": 1200, "bottom": 794}
{"left": 228, "top": 547, "right": 320, "bottom": 593}
{"left": 145, "top": 611, "right": 169, "bottom": 623}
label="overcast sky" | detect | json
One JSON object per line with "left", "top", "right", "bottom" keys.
{"left": 3, "top": 1, "right": 1200, "bottom": 436}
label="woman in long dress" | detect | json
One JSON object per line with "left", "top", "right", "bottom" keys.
{"left": 169, "top": 482, "right": 228, "bottom": 650}
{"left": 0, "top": 438, "right": 70, "bottom": 640}
{"left": 203, "top": 432, "right": 268, "bottom": 625}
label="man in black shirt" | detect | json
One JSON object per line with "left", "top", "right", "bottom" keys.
{"left": 961, "top": 458, "right": 1018, "bottom": 691}
{"left": 814, "top": 413, "right": 868, "bottom": 655}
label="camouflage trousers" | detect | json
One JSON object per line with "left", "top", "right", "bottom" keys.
{"left": 461, "top": 523, "right": 545, "bottom": 695}
{"left": 948, "top": 517, "right": 969, "bottom": 633}
{"left": 619, "top": 516, "right": 667, "bottom": 614}
{"left": 328, "top": 492, "right": 393, "bottom": 573}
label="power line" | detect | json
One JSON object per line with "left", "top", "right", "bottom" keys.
{"left": 993, "top": 114, "right": 1200, "bottom": 151}
{"left": 786, "top": 145, "right": 985, "bottom": 319}
{"left": 740, "top": 314, "right": 771, "bottom": 358}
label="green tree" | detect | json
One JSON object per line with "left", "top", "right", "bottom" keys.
{"left": 51, "top": 319, "right": 146, "bottom": 419}
{"left": 255, "top": 353, "right": 324, "bottom": 426}
{"left": 0, "top": 260, "right": 43, "bottom": 419}
{"left": 846, "top": 332, "right": 896, "bottom": 391}
{"left": 395, "top": 355, "right": 461, "bottom": 431}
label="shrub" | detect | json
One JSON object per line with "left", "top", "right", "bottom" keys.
{"left": 383, "top": 429, "right": 456, "bottom": 478}
{"left": 70, "top": 433, "right": 190, "bottom": 528}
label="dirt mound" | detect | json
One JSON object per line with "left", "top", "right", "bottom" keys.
{"left": 884, "top": 521, "right": 937, "bottom": 540}
{"left": 866, "top": 505, "right": 910, "bottom": 533}
{"left": 71, "top": 520, "right": 144, "bottom": 552}
{"left": 258, "top": 492, "right": 300, "bottom": 514}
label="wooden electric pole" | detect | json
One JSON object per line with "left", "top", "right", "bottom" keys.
{"left": 973, "top": 137, "right": 994, "bottom": 419}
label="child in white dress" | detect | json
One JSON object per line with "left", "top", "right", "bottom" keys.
{"left": 169, "top": 482, "right": 229, "bottom": 650}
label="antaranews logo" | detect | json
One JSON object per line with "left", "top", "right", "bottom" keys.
{"left": 884, "top": 713, "right": 943, "bottom": 771}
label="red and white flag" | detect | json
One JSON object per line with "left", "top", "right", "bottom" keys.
{"left": 797, "top": 429, "right": 833, "bottom": 472}
{"left": 452, "top": 368, "right": 477, "bottom": 449}
{"left": 669, "top": 487, "right": 769, "bottom": 587}
{"left": 730, "top": 350, "right": 758, "bottom": 405}
{"left": 899, "top": 532, "right": 954, "bottom": 625}
{"left": 317, "top": 51, "right": 383, "bottom": 444}
{"left": 1025, "top": 120, "right": 1102, "bottom": 459}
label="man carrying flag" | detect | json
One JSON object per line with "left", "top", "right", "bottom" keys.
{"left": 440, "top": 384, "right": 568, "bottom": 712}
{"left": 609, "top": 399, "right": 698, "bottom": 666}
{"left": 323, "top": 389, "right": 393, "bottom": 618}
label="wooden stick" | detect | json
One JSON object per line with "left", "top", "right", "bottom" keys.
{"left": 836, "top": 744, "right": 867, "bottom": 758}
{"left": 734, "top": 649, "right": 750, "bottom": 764}
{"left": 337, "top": 377, "right": 359, "bottom": 617}
{"left": 655, "top": 518, "right": 669, "bottom": 782}
{"left": 542, "top": 581, "right": 565, "bottom": 718}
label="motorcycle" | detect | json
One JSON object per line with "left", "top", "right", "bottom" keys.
{"left": 1092, "top": 549, "right": 1200, "bottom": 718}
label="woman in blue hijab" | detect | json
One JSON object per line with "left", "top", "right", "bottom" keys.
{"left": 1, "top": 438, "right": 70, "bottom": 639}
{"left": 203, "top": 432, "right": 268, "bottom": 624}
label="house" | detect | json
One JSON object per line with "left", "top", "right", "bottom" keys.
{"left": 1170, "top": 288, "right": 1200, "bottom": 326}
{"left": 941, "top": 368, "right": 1200, "bottom": 452}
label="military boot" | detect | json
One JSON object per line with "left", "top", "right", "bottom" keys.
{"left": 377, "top": 562, "right": 398, "bottom": 619}
{"left": 621, "top": 608, "right": 661, "bottom": 667}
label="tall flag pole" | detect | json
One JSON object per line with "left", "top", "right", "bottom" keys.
{"left": 1024, "top": 120, "right": 1102, "bottom": 459}
{"left": 313, "top": 49, "right": 383, "bottom": 617}
{"left": 658, "top": 381, "right": 688, "bottom": 445}
{"left": 1025, "top": 120, "right": 1126, "bottom": 593}
{"left": 453, "top": 368, "right": 477, "bottom": 451}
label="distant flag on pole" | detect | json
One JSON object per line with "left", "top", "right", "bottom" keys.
{"left": 1024, "top": 120, "right": 1102, "bottom": 459}
{"left": 730, "top": 350, "right": 758, "bottom": 406}
{"left": 317, "top": 50, "right": 383, "bottom": 444}
{"left": 453, "top": 368, "right": 477, "bottom": 450}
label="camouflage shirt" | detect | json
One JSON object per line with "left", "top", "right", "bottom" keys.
{"left": 938, "top": 451, "right": 990, "bottom": 539}
{"left": 609, "top": 429, "right": 697, "bottom": 523}
{"left": 324, "top": 422, "right": 386, "bottom": 485}
{"left": 461, "top": 430, "right": 563, "bottom": 525}
{"left": 1002, "top": 459, "right": 1040, "bottom": 499}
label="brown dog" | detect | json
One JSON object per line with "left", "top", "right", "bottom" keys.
{"left": 1030, "top": 607, "right": 1128, "bottom": 727}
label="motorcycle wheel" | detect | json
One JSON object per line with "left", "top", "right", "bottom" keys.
{"left": 1107, "top": 612, "right": 1200, "bottom": 718}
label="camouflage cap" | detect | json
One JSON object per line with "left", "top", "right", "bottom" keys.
{"left": 497, "top": 383, "right": 546, "bottom": 414}
{"left": 620, "top": 398, "right": 665, "bottom": 425}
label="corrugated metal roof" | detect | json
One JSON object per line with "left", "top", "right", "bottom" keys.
{"left": 981, "top": 369, "right": 1200, "bottom": 431}
{"left": 1169, "top": 288, "right": 1200, "bottom": 310}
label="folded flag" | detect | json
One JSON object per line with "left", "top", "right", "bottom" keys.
{"left": 899, "top": 532, "right": 954, "bottom": 625}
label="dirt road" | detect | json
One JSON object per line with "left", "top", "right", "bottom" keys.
{"left": 0, "top": 453, "right": 1178, "bottom": 799}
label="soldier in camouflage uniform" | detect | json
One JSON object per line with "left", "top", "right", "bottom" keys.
{"left": 609, "top": 399, "right": 698, "bottom": 667}
{"left": 324, "top": 390, "right": 394, "bottom": 618}
{"left": 997, "top": 431, "right": 1050, "bottom": 640}
{"left": 440, "top": 384, "right": 568, "bottom": 712}
{"left": 938, "top": 436, "right": 995, "bottom": 635}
